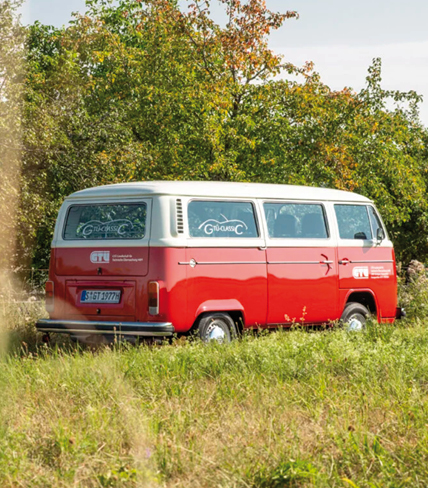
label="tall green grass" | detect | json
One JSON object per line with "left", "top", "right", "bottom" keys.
{"left": 2, "top": 321, "right": 428, "bottom": 487}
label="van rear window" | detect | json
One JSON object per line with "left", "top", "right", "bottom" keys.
{"left": 188, "top": 201, "right": 259, "bottom": 238}
{"left": 63, "top": 203, "right": 147, "bottom": 240}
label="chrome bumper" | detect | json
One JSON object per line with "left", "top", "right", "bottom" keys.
{"left": 36, "top": 319, "right": 175, "bottom": 337}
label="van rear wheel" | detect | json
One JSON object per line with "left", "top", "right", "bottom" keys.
{"left": 197, "top": 313, "right": 236, "bottom": 343}
{"left": 341, "top": 302, "right": 370, "bottom": 331}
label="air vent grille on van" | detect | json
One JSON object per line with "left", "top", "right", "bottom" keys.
{"left": 176, "top": 199, "right": 184, "bottom": 234}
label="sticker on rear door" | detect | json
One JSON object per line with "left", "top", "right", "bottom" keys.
{"left": 90, "top": 251, "right": 110, "bottom": 263}
{"left": 90, "top": 251, "right": 144, "bottom": 264}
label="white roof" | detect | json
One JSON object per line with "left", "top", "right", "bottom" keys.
{"left": 67, "top": 181, "right": 371, "bottom": 203}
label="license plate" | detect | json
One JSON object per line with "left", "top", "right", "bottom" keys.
{"left": 81, "top": 290, "right": 121, "bottom": 304}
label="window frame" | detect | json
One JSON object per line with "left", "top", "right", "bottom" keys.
{"left": 187, "top": 199, "right": 261, "bottom": 239}
{"left": 62, "top": 202, "right": 148, "bottom": 241}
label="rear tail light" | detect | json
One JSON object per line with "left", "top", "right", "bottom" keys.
{"left": 148, "top": 281, "right": 159, "bottom": 315}
{"left": 45, "top": 280, "right": 54, "bottom": 313}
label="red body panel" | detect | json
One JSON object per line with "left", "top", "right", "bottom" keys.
{"left": 49, "top": 242, "right": 397, "bottom": 331}
{"left": 55, "top": 247, "right": 149, "bottom": 276}
{"left": 266, "top": 247, "right": 338, "bottom": 324}
{"left": 184, "top": 248, "right": 267, "bottom": 328}
{"left": 50, "top": 247, "right": 188, "bottom": 331}
{"left": 338, "top": 247, "right": 397, "bottom": 318}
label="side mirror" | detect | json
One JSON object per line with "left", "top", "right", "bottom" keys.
{"left": 376, "top": 227, "right": 385, "bottom": 243}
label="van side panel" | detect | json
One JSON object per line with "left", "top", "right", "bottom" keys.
{"left": 338, "top": 246, "right": 397, "bottom": 318}
{"left": 184, "top": 247, "right": 267, "bottom": 328}
{"left": 266, "top": 246, "right": 339, "bottom": 324}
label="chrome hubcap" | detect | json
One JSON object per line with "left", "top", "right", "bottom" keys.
{"left": 347, "top": 315, "right": 364, "bottom": 331}
{"left": 206, "top": 322, "right": 226, "bottom": 343}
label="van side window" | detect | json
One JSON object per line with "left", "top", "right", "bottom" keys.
{"left": 188, "top": 201, "right": 259, "bottom": 238}
{"left": 335, "top": 205, "right": 372, "bottom": 240}
{"left": 264, "top": 203, "right": 329, "bottom": 239}
{"left": 63, "top": 203, "right": 147, "bottom": 240}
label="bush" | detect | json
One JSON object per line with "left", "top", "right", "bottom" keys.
{"left": 398, "top": 260, "right": 428, "bottom": 320}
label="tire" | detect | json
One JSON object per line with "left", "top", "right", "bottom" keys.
{"left": 341, "top": 302, "right": 370, "bottom": 331}
{"left": 197, "top": 313, "right": 237, "bottom": 343}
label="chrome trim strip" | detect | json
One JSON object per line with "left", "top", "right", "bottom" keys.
{"left": 179, "top": 261, "right": 266, "bottom": 265}
{"left": 180, "top": 260, "right": 335, "bottom": 266}
{"left": 180, "top": 259, "right": 391, "bottom": 266}
{"left": 199, "top": 261, "right": 266, "bottom": 265}
{"left": 340, "top": 260, "right": 394, "bottom": 264}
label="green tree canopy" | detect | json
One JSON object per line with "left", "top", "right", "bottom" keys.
{"left": 1, "top": 0, "right": 427, "bottom": 267}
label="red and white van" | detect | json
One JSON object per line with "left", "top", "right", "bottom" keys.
{"left": 37, "top": 181, "right": 403, "bottom": 342}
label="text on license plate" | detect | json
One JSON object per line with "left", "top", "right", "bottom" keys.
{"left": 81, "top": 290, "right": 121, "bottom": 303}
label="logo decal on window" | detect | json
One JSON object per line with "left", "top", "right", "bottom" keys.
{"left": 90, "top": 251, "right": 110, "bottom": 264}
{"left": 198, "top": 215, "right": 248, "bottom": 236}
{"left": 80, "top": 219, "right": 134, "bottom": 237}
{"left": 352, "top": 266, "right": 369, "bottom": 279}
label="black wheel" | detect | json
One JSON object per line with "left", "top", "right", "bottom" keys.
{"left": 341, "top": 302, "right": 370, "bottom": 331}
{"left": 197, "top": 313, "right": 237, "bottom": 343}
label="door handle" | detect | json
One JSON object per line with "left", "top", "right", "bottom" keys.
{"left": 320, "top": 254, "right": 333, "bottom": 275}
{"left": 339, "top": 258, "right": 351, "bottom": 265}
{"left": 320, "top": 254, "right": 333, "bottom": 265}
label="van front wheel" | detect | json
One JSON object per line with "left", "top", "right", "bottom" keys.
{"left": 197, "top": 313, "right": 236, "bottom": 344}
{"left": 341, "top": 302, "right": 370, "bottom": 331}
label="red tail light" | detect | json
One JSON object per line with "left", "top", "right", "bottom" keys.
{"left": 148, "top": 281, "right": 159, "bottom": 315}
{"left": 45, "top": 280, "right": 54, "bottom": 313}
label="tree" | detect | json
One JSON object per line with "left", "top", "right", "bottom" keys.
{"left": 14, "top": 0, "right": 428, "bottom": 267}
{"left": 0, "top": 0, "right": 26, "bottom": 270}
{"left": 228, "top": 59, "right": 428, "bottom": 260}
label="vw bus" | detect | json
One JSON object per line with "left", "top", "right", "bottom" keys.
{"left": 36, "top": 181, "right": 402, "bottom": 342}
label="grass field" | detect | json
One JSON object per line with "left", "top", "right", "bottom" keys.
{"left": 2, "top": 307, "right": 428, "bottom": 487}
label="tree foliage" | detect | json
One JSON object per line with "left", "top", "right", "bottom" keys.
{"left": 0, "top": 0, "right": 26, "bottom": 270}
{"left": 1, "top": 0, "right": 427, "bottom": 267}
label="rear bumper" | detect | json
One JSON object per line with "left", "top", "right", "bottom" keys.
{"left": 36, "top": 319, "right": 175, "bottom": 337}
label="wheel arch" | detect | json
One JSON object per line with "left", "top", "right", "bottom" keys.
{"left": 342, "top": 289, "right": 379, "bottom": 320}
{"left": 193, "top": 300, "right": 245, "bottom": 333}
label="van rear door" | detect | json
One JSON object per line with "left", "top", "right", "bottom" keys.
{"left": 55, "top": 200, "right": 151, "bottom": 277}
{"left": 54, "top": 200, "right": 151, "bottom": 320}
